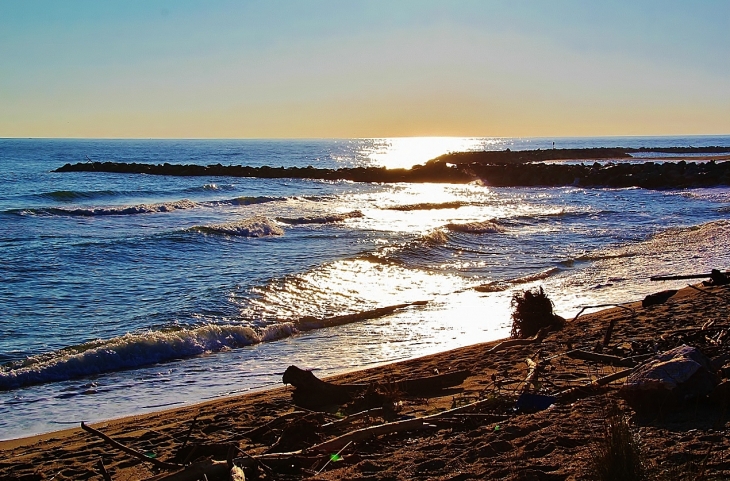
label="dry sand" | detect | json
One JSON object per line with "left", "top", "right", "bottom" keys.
{"left": 2, "top": 283, "right": 730, "bottom": 480}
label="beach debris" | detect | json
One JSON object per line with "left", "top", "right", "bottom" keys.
{"left": 321, "top": 407, "right": 385, "bottom": 433}
{"left": 240, "top": 410, "right": 308, "bottom": 442}
{"left": 570, "top": 303, "right": 635, "bottom": 323}
{"left": 282, "top": 365, "right": 471, "bottom": 409}
{"left": 619, "top": 345, "right": 719, "bottom": 413}
{"left": 295, "top": 301, "right": 428, "bottom": 332}
{"left": 282, "top": 365, "right": 363, "bottom": 409}
{"left": 80, "top": 422, "right": 182, "bottom": 471}
{"left": 515, "top": 392, "right": 556, "bottom": 413}
{"left": 264, "top": 413, "right": 324, "bottom": 453}
{"left": 230, "top": 465, "right": 245, "bottom": 481}
{"left": 173, "top": 414, "right": 199, "bottom": 461}
{"left": 96, "top": 458, "right": 113, "bottom": 481}
{"left": 650, "top": 269, "right": 730, "bottom": 282}
{"left": 704, "top": 269, "right": 730, "bottom": 286}
{"left": 556, "top": 368, "right": 636, "bottom": 404}
{"left": 641, "top": 289, "right": 678, "bottom": 307}
{"left": 520, "top": 355, "right": 542, "bottom": 395}
{"left": 510, "top": 287, "right": 564, "bottom": 339}
{"left": 566, "top": 350, "right": 637, "bottom": 368}
{"left": 487, "top": 328, "right": 549, "bottom": 353}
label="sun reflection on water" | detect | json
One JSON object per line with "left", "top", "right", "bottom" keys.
{"left": 359, "top": 137, "right": 504, "bottom": 170}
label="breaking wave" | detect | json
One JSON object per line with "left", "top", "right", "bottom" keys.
{"left": 184, "top": 183, "right": 237, "bottom": 192}
{"left": 276, "top": 210, "right": 364, "bottom": 225}
{"left": 11, "top": 199, "right": 198, "bottom": 217}
{"left": 0, "top": 301, "right": 425, "bottom": 390}
{"left": 446, "top": 220, "right": 505, "bottom": 234}
{"left": 191, "top": 216, "right": 284, "bottom": 237}
{"left": 421, "top": 229, "right": 450, "bottom": 245}
{"left": 474, "top": 267, "right": 561, "bottom": 292}
{"left": 386, "top": 201, "right": 469, "bottom": 211}
{"left": 208, "top": 196, "right": 281, "bottom": 206}
{"left": 0, "top": 324, "right": 293, "bottom": 390}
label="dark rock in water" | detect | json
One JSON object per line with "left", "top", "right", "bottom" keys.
{"left": 620, "top": 345, "right": 719, "bottom": 414}
{"left": 642, "top": 289, "right": 678, "bottom": 307}
{"left": 54, "top": 147, "right": 730, "bottom": 189}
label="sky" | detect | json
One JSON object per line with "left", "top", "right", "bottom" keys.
{"left": 1, "top": 1, "right": 729, "bottom": 139}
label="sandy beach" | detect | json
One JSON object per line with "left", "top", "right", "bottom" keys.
{"left": 2, "top": 282, "right": 730, "bottom": 480}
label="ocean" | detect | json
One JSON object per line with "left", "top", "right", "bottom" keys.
{"left": 2, "top": 135, "right": 730, "bottom": 440}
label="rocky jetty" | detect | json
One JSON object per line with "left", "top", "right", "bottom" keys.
{"left": 54, "top": 146, "right": 730, "bottom": 189}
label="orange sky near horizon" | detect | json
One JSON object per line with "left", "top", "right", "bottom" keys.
{"left": 1, "top": 1, "right": 729, "bottom": 139}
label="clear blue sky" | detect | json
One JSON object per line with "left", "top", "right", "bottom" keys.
{"left": 1, "top": 1, "right": 729, "bottom": 138}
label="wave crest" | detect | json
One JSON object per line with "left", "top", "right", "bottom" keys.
{"left": 192, "top": 216, "right": 284, "bottom": 237}
{"left": 276, "top": 210, "right": 364, "bottom": 225}
{"left": 386, "top": 201, "right": 468, "bottom": 211}
{"left": 14, "top": 199, "right": 197, "bottom": 217}
{"left": 475, "top": 267, "right": 561, "bottom": 292}
{"left": 447, "top": 220, "right": 505, "bottom": 234}
{"left": 0, "top": 324, "right": 264, "bottom": 390}
{"left": 209, "top": 196, "right": 280, "bottom": 206}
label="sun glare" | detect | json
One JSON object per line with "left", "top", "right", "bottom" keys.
{"left": 360, "top": 137, "right": 504, "bottom": 170}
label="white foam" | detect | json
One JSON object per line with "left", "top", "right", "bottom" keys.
{"left": 447, "top": 220, "right": 505, "bottom": 234}
{"left": 0, "top": 324, "right": 262, "bottom": 390}
{"left": 193, "top": 216, "right": 284, "bottom": 237}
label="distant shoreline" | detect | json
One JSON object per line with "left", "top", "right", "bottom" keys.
{"left": 55, "top": 146, "right": 730, "bottom": 189}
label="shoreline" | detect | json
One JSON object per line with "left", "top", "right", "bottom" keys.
{"left": 3, "top": 283, "right": 730, "bottom": 480}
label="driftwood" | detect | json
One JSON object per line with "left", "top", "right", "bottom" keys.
{"left": 322, "top": 407, "right": 384, "bottom": 432}
{"left": 650, "top": 271, "right": 730, "bottom": 281}
{"left": 555, "top": 367, "right": 635, "bottom": 403}
{"left": 241, "top": 411, "right": 307, "bottom": 440}
{"left": 567, "top": 349, "right": 636, "bottom": 367}
{"left": 96, "top": 459, "right": 113, "bottom": 481}
{"left": 283, "top": 365, "right": 470, "bottom": 409}
{"left": 143, "top": 460, "right": 229, "bottom": 481}
{"left": 81, "top": 422, "right": 181, "bottom": 471}
{"left": 283, "top": 366, "right": 364, "bottom": 408}
{"left": 305, "top": 389, "right": 522, "bottom": 454}
{"left": 231, "top": 465, "right": 246, "bottom": 481}
{"left": 487, "top": 328, "right": 549, "bottom": 353}
{"left": 173, "top": 415, "right": 199, "bottom": 461}
{"left": 571, "top": 304, "right": 634, "bottom": 323}
{"left": 295, "top": 301, "right": 428, "bottom": 331}
{"left": 520, "top": 356, "right": 541, "bottom": 395}
{"left": 602, "top": 318, "right": 617, "bottom": 348}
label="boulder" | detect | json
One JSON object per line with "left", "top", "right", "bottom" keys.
{"left": 620, "top": 345, "right": 719, "bottom": 413}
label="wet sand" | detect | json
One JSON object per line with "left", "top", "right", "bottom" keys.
{"left": 2, "top": 283, "right": 730, "bottom": 480}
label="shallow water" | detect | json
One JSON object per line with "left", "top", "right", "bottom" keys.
{"left": 1, "top": 136, "right": 730, "bottom": 439}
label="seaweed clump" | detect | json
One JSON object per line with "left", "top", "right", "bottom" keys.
{"left": 510, "top": 286, "right": 563, "bottom": 339}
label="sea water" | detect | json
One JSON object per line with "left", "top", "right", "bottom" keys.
{"left": 1, "top": 136, "right": 730, "bottom": 440}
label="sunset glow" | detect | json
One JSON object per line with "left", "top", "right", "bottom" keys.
{"left": 1, "top": 1, "right": 729, "bottom": 138}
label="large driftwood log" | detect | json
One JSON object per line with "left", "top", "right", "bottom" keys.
{"left": 282, "top": 365, "right": 471, "bottom": 409}
{"left": 295, "top": 301, "right": 428, "bottom": 331}
{"left": 283, "top": 366, "right": 364, "bottom": 408}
